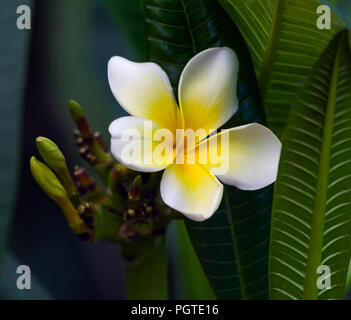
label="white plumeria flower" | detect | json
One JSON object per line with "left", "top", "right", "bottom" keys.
{"left": 108, "top": 47, "right": 281, "bottom": 222}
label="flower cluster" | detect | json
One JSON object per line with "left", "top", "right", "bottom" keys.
{"left": 30, "top": 48, "right": 281, "bottom": 251}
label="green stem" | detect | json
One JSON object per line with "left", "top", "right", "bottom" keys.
{"left": 123, "top": 236, "right": 167, "bottom": 300}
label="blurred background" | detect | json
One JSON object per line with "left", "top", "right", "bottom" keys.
{"left": 0, "top": 0, "right": 351, "bottom": 299}
{"left": 2, "top": 0, "right": 133, "bottom": 299}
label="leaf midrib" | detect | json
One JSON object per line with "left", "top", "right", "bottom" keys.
{"left": 179, "top": 0, "right": 197, "bottom": 55}
{"left": 259, "top": 0, "right": 285, "bottom": 98}
{"left": 303, "top": 32, "right": 344, "bottom": 300}
{"left": 224, "top": 189, "right": 247, "bottom": 299}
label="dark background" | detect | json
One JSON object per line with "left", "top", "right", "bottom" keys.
{"left": 8, "top": 0, "right": 133, "bottom": 299}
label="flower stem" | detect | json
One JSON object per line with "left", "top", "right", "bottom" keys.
{"left": 122, "top": 236, "right": 167, "bottom": 299}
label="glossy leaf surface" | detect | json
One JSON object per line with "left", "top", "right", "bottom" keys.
{"left": 143, "top": 0, "right": 272, "bottom": 299}
{"left": 219, "top": 0, "right": 345, "bottom": 135}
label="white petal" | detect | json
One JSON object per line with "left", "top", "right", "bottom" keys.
{"left": 108, "top": 56, "right": 179, "bottom": 133}
{"left": 109, "top": 116, "right": 174, "bottom": 172}
{"left": 178, "top": 47, "right": 239, "bottom": 137}
{"left": 160, "top": 164, "right": 223, "bottom": 221}
{"left": 198, "top": 123, "right": 281, "bottom": 190}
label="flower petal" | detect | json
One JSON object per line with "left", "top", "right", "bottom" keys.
{"left": 160, "top": 164, "right": 223, "bottom": 221}
{"left": 198, "top": 123, "right": 281, "bottom": 190}
{"left": 178, "top": 47, "right": 239, "bottom": 137}
{"left": 109, "top": 116, "right": 174, "bottom": 172}
{"left": 108, "top": 56, "right": 179, "bottom": 133}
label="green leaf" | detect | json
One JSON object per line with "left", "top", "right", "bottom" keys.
{"left": 219, "top": 0, "right": 276, "bottom": 80}
{"left": 0, "top": 0, "right": 32, "bottom": 283}
{"left": 143, "top": 0, "right": 272, "bottom": 299}
{"left": 346, "top": 260, "right": 351, "bottom": 294}
{"left": 269, "top": 31, "right": 351, "bottom": 300}
{"left": 219, "top": 0, "right": 345, "bottom": 135}
{"left": 186, "top": 187, "right": 273, "bottom": 299}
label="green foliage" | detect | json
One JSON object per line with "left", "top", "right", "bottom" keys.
{"left": 219, "top": 0, "right": 345, "bottom": 136}
{"left": 141, "top": 0, "right": 272, "bottom": 299}
{"left": 269, "top": 31, "right": 351, "bottom": 300}
{"left": 346, "top": 260, "right": 351, "bottom": 293}
{"left": 186, "top": 188, "right": 272, "bottom": 299}
{"left": 0, "top": 0, "right": 32, "bottom": 286}
{"left": 31, "top": 97, "right": 173, "bottom": 298}
{"left": 7, "top": 0, "right": 351, "bottom": 300}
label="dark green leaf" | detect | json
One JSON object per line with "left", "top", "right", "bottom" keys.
{"left": 186, "top": 187, "right": 273, "bottom": 299}
{"left": 219, "top": 0, "right": 345, "bottom": 136}
{"left": 0, "top": 0, "right": 32, "bottom": 284}
{"left": 346, "top": 260, "right": 351, "bottom": 294}
{"left": 269, "top": 31, "right": 351, "bottom": 300}
{"left": 143, "top": 0, "right": 271, "bottom": 299}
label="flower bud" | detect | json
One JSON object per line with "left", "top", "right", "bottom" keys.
{"left": 36, "top": 137, "right": 80, "bottom": 206}
{"left": 69, "top": 100, "right": 112, "bottom": 167}
{"left": 69, "top": 100, "right": 93, "bottom": 139}
{"left": 36, "top": 137, "right": 66, "bottom": 170}
{"left": 69, "top": 100, "right": 85, "bottom": 121}
{"left": 30, "top": 157, "right": 88, "bottom": 234}
{"left": 30, "top": 156, "right": 67, "bottom": 202}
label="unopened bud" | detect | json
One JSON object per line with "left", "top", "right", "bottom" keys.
{"left": 30, "top": 157, "right": 88, "bottom": 234}
{"left": 69, "top": 101, "right": 94, "bottom": 142}
{"left": 30, "top": 156, "right": 67, "bottom": 202}
{"left": 36, "top": 137, "right": 80, "bottom": 206}
{"left": 69, "top": 100, "right": 111, "bottom": 167}
{"left": 69, "top": 100, "right": 85, "bottom": 121}
{"left": 36, "top": 137, "right": 66, "bottom": 171}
